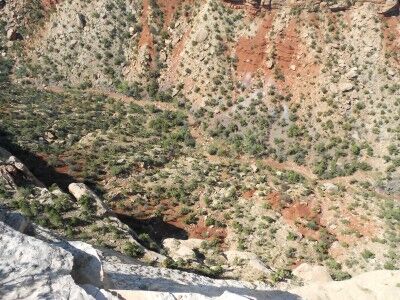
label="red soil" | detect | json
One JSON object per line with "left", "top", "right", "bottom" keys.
{"left": 169, "top": 217, "right": 227, "bottom": 242}
{"left": 266, "top": 15, "right": 321, "bottom": 99}
{"left": 282, "top": 202, "right": 318, "bottom": 222}
{"left": 163, "top": 27, "right": 192, "bottom": 86}
{"left": 383, "top": 17, "right": 400, "bottom": 65}
{"left": 120, "top": 195, "right": 227, "bottom": 245}
{"left": 274, "top": 21, "right": 300, "bottom": 74}
{"left": 139, "top": 0, "right": 156, "bottom": 63}
{"left": 157, "top": 0, "right": 184, "bottom": 27}
{"left": 266, "top": 192, "right": 322, "bottom": 240}
{"left": 242, "top": 189, "right": 256, "bottom": 199}
{"left": 55, "top": 165, "right": 69, "bottom": 175}
{"left": 282, "top": 201, "right": 321, "bottom": 240}
{"left": 266, "top": 191, "right": 281, "bottom": 209}
{"left": 348, "top": 215, "right": 376, "bottom": 238}
{"left": 236, "top": 14, "right": 274, "bottom": 75}
{"left": 41, "top": 0, "right": 60, "bottom": 10}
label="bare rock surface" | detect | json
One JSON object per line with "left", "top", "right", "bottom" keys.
{"left": 114, "top": 290, "right": 255, "bottom": 300}
{"left": 101, "top": 252, "right": 276, "bottom": 298}
{"left": 1, "top": 211, "right": 400, "bottom": 300}
{"left": 0, "top": 222, "right": 93, "bottom": 300}
{"left": 292, "top": 263, "right": 332, "bottom": 284}
{"left": 291, "top": 270, "right": 400, "bottom": 300}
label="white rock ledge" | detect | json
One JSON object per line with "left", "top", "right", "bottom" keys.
{"left": 1, "top": 213, "right": 399, "bottom": 300}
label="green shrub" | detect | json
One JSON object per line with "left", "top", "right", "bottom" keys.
{"left": 330, "top": 270, "right": 351, "bottom": 281}
{"left": 361, "top": 249, "right": 375, "bottom": 260}
{"left": 123, "top": 242, "right": 144, "bottom": 258}
{"left": 270, "top": 269, "right": 292, "bottom": 283}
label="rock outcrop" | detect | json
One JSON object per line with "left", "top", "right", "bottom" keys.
{"left": 0, "top": 215, "right": 281, "bottom": 300}
{"left": 292, "top": 263, "right": 332, "bottom": 284}
{"left": 0, "top": 147, "right": 45, "bottom": 189}
{"left": 0, "top": 146, "right": 164, "bottom": 264}
{"left": 163, "top": 238, "right": 204, "bottom": 261}
{"left": 1, "top": 215, "right": 400, "bottom": 300}
{"left": 68, "top": 182, "right": 109, "bottom": 217}
{"left": 292, "top": 270, "right": 400, "bottom": 300}
{"left": 379, "top": 0, "right": 399, "bottom": 15}
{"left": 225, "top": 0, "right": 400, "bottom": 13}
{"left": 0, "top": 221, "right": 93, "bottom": 300}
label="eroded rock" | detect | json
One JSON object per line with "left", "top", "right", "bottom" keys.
{"left": 163, "top": 238, "right": 204, "bottom": 261}
{"left": 68, "top": 182, "right": 108, "bottom": 216}
{"left": 293, "top": 263, "right": 332, "bottom": 283}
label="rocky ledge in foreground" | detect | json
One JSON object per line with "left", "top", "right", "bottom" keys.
{"left": 1, "top": 208, "right": 400, "bottom": 300}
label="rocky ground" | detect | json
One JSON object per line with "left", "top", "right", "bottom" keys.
{"left": 0, "top": 0, "right": 399, "bottom": 295}
{"left": 1, "top": 204, "right": 400, "bottom": 299}
{"left": 0, "top": 151, "right": 399, "bottom": 299}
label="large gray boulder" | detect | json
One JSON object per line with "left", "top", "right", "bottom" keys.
{"left": 0, "top": 222, "right": 93, "bottom": 300}
{"left": 1, "top": 213, "right": 400, "bottom": 300}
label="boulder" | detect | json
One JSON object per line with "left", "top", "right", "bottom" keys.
{"left": 0, "top": 208, "right": 33, "bottom": 234}
{"left": 6, "top": 27, "right": 22, "bottom": 41}
{"left": 0, "top": 222, "right": 93, "bottom": 300}
{"left": 379, "top": 0, "right": 399, "bottom": 16}
{"left": 321, "top": 183, "right": 339, "bottom": 193}
{"left": 163, "top": 238, "right": 204, "bottom": 261}
{"left": 266, "top": 59, "right": 274, "bottom": 69}
{"left": 68, "top": 182, "right": 108, "bottom": 216}
{"left": 68, "top": 241, "right": 105, "bottom": 288}
{"left": 328, "top": 1, "right": 350, "bottom": 12}
{"left": 77, "top": 13, "right": 87, "bottom": 28}
{"left": 194, "top": 27, "right": 209, "bottom": 43}
{"left": 293, "top": 263, "right": 332, "bottom": 283}
{"left": 0, "top": 147, "right": 45, "bottom": 189}
{"left": 339, "top": 82, "right": 354, "bottom": 93}
{"left": 346, "top": 67, "right": 358, "bottom": 79}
